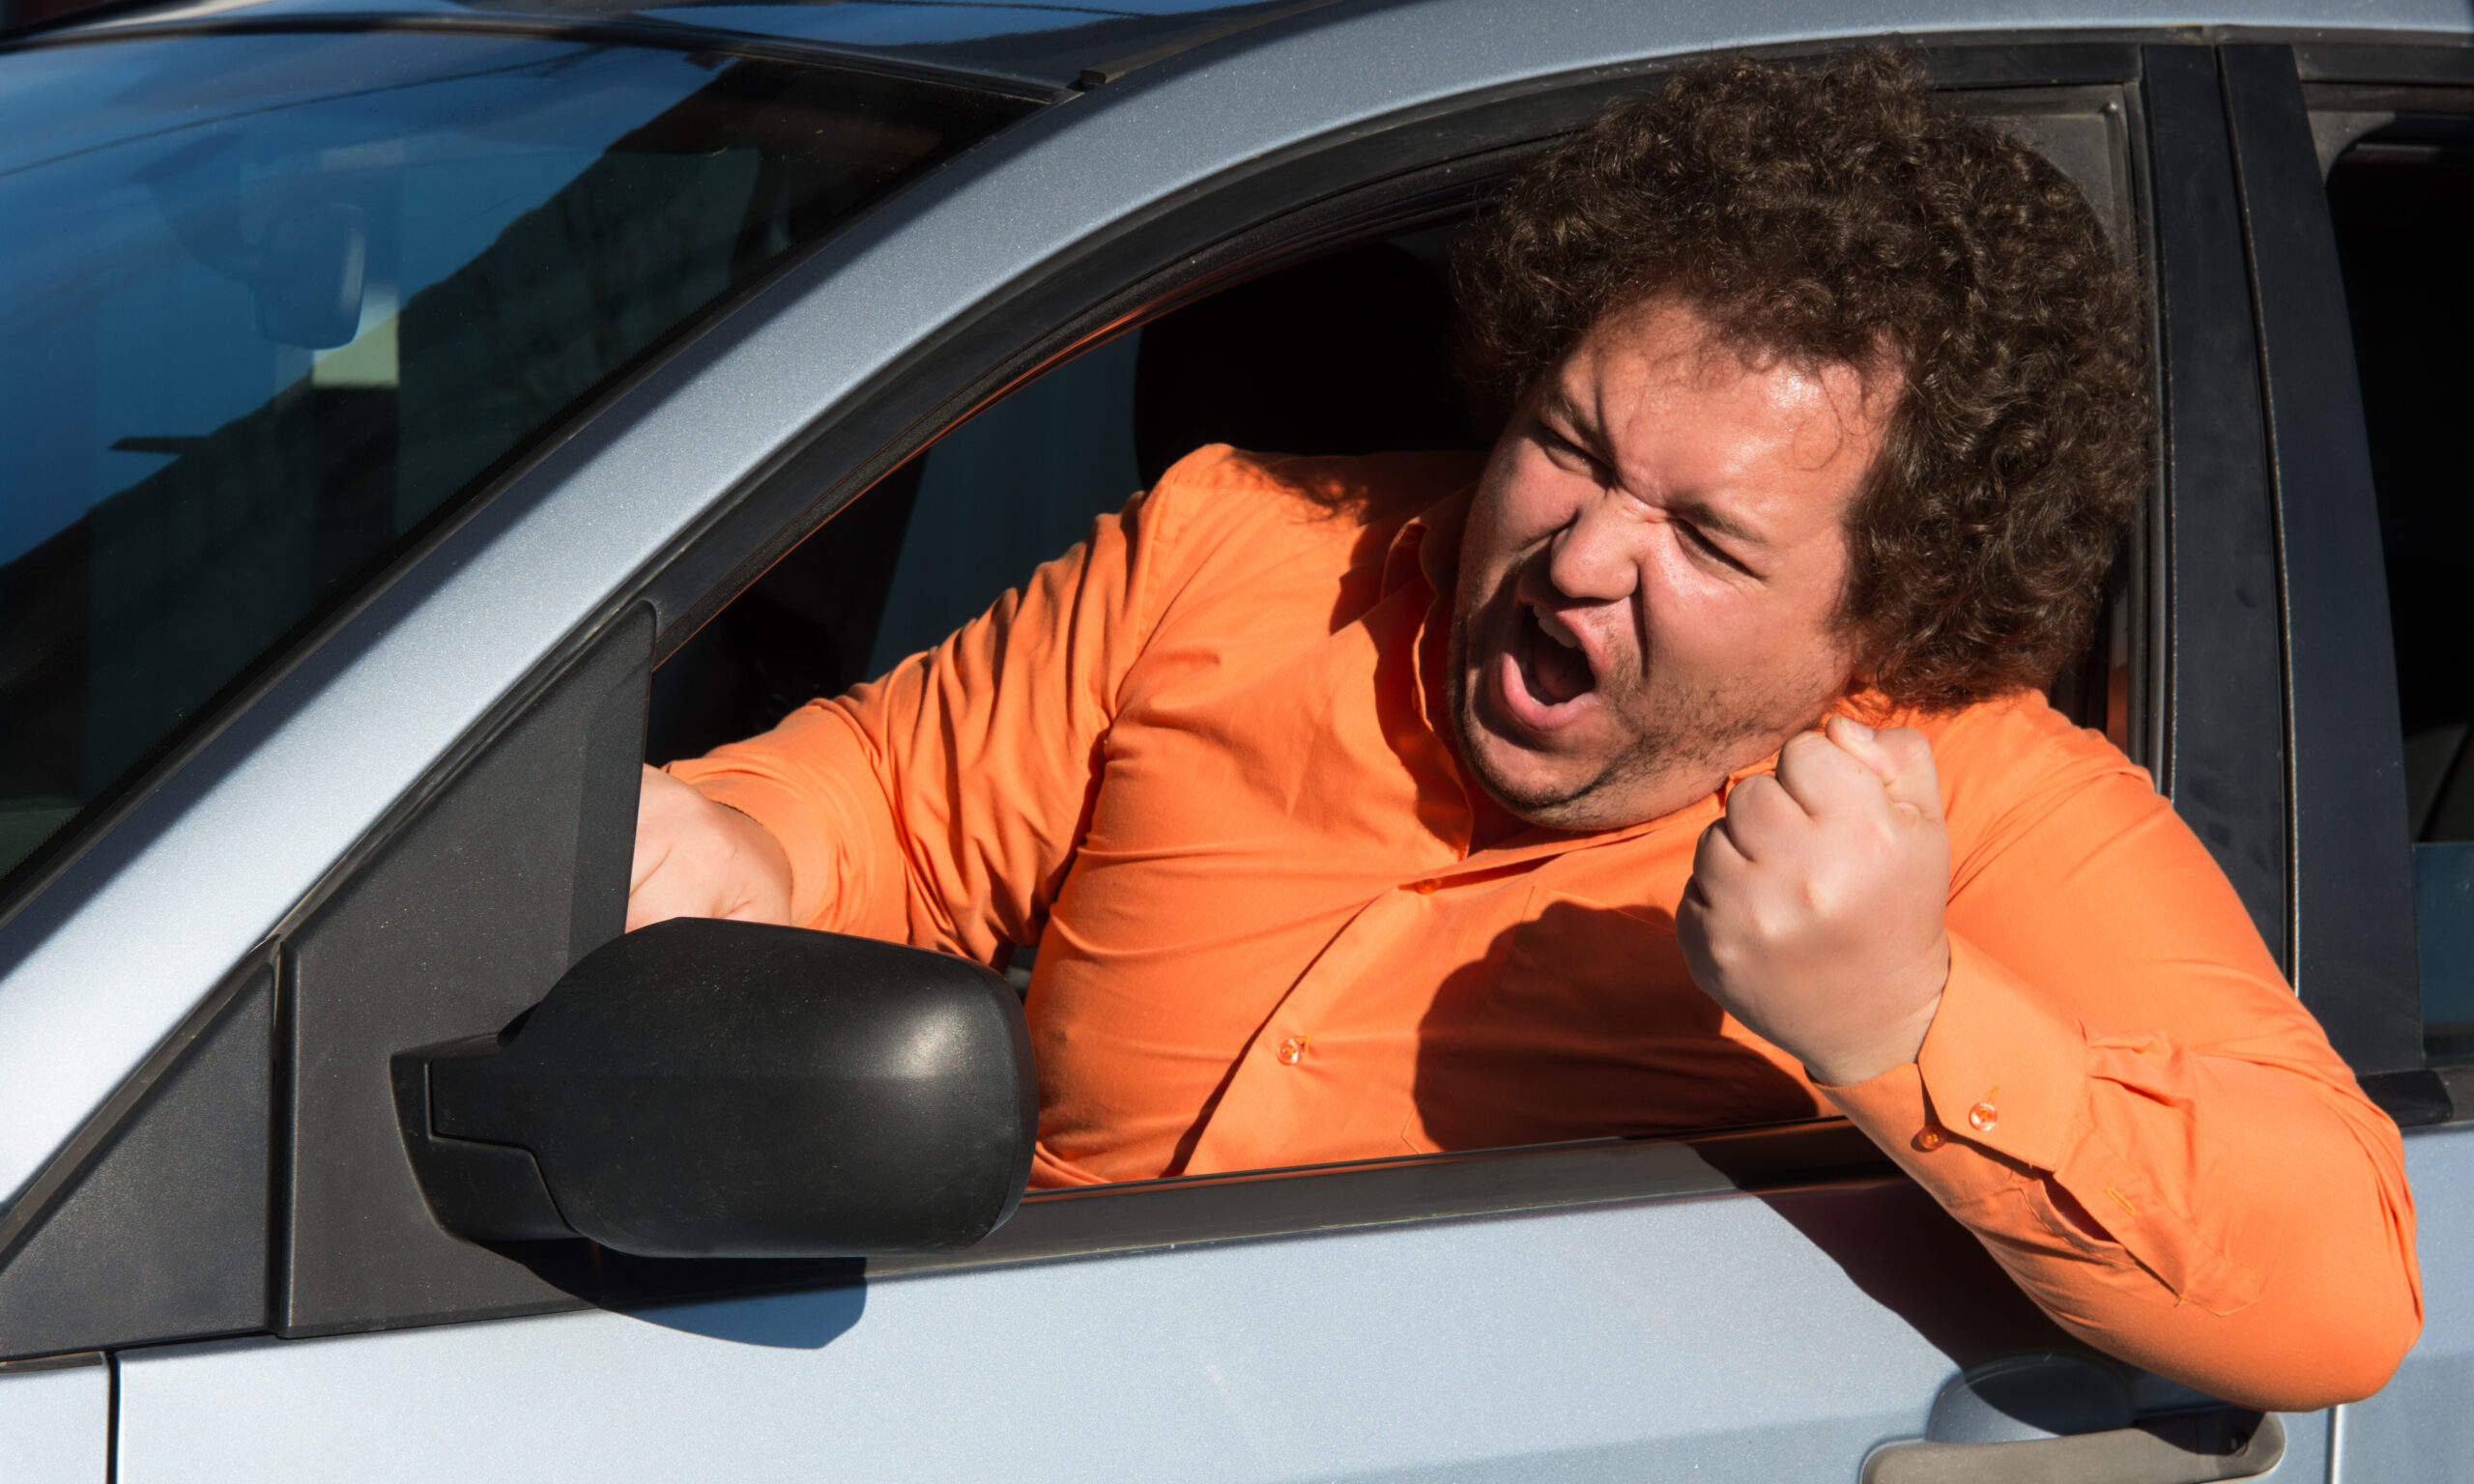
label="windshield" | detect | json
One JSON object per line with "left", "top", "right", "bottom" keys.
{"left": 0, "top": 32, "right": 1032, "bottom": 888}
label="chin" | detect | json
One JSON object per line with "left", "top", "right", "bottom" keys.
{"left": 1457, "top": 709, "right": 1625, "bottom": 828}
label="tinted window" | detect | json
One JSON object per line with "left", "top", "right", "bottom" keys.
{"left": 2326, "top": 128, "right": 2474, "bottom": 1062}
{"left": 0, "top": 31, "right": 1030, "bottom": 887}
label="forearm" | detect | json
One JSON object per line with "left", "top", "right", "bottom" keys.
{"left": 667, "top": 699, "right": 910, "bottom": 940}
{"left": 1827, "top": 937, "right": 2421, "bottom": 1410}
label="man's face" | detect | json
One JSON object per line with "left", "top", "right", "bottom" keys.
{"left": 1450, "top": 297, "right": 1890, "bottom": 831}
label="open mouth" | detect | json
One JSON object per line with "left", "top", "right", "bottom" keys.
{"left": 1514, "top": 602, "right": 1598, "bottom": 710}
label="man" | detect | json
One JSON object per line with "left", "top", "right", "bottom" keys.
{"left": 627, "top": 55, "right": 2420, "bottom": 1408}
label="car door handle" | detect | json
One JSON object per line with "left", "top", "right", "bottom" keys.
{"left": 1863, "top": 1409, "right": 2284, "bottom": 1484}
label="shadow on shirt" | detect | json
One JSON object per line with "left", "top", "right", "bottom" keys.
{"left": 1416, "top": 894, "right": 2081, "bottom": 1365}
{"left": 1412, "top": 895, "right": 1820, "bottom": 1150}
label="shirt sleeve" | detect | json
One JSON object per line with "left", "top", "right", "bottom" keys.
{"left": 664, "top": 462, "right": 1190, "bottom": 964}
{"left": 1824, "top": 715, "right": 2422, "bottom": 1412}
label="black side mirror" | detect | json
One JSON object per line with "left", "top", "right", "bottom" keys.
{"left": 392, "top": 918, "right": 1036, "bottom": 1259}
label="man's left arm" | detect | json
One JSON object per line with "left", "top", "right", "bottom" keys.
{"left": 1680, "top": 717, "right": 2421, "bottom": 1411}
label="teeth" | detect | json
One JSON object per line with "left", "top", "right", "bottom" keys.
{"left": 1534, "top": 608, "right": 1583, "bottom": 650}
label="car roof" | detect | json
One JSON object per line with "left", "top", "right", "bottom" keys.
{"left": 39, "top": 0, "right": 1340, "bottom": 92}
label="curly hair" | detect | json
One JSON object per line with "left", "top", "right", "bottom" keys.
{"left": 1452, "top": 50, "right": 2150, "bottom": 710}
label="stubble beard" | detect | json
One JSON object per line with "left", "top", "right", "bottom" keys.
{"left": 1443, "top": 596, "right": 1830, "bottom": 832}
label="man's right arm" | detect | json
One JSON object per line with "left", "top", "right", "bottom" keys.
{"left": 629, "top": 449, "right": 1223, "bottom": 956}
{"left": 626, "top": 764, "right": 792, "bottom": 930}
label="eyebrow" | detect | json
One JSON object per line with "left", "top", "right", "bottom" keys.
{"left": 1536, "top": 387, "right": 1770, "bottom": 550}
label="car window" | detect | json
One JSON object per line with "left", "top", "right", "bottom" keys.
{"left": 0, "top": 31, "right": 1031, "bottom": 891}
{"left": 879, "top": 231, "right": 1480, "bottom": 669}
{"left": 2324, "top": 112, "right": 2474, "bottom": 1065}
{"left": 868, "top": 328, "right": 1151, "bottom": 674}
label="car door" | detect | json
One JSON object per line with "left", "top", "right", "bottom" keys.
{"left": 3, "top": 8, "right": 2452, "bottom": 1483}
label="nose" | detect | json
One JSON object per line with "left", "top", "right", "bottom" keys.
{"left": 1541, "top": 493, "right": 1644, "bottom": 606}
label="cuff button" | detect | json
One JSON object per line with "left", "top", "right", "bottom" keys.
{"left": 1913, "top": 1125, "right": 1946, "bottom": 1152}
{"left": 1967, "top": 1100, "right": 1999, "bottom": 1133}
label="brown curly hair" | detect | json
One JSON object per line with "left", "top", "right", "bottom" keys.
{"left": 1452, "top": 50, "right": 2150, "bottom": 710}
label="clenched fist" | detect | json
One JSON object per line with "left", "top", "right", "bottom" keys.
{"left": 627, "top": 765, "right": 795, "bottom": 931}
{"left": 1677, "top": 716, "right": 1951, "bottom": 1087}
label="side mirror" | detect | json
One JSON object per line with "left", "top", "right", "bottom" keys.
{"left": 252, "top": 201, "right": 367, "bottom": 349}
{"left": 392, "top": 918, "right": 1036, "bottom": 1259}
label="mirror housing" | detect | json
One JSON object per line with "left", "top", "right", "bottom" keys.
{"left": 393, "top": 918, "right": 1036, "bottom": 1259}
{"left": 252, "top": 201, "right": 367, "bottom": 349}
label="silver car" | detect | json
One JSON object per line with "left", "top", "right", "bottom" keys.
{"left": 1, "top": 0, "right": 2470, "bottom": 1478}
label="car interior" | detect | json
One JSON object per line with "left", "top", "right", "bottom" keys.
{"left": 642, "top": 232, "right": 1486, "bottom": 767}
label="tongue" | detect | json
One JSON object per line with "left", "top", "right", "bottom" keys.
{"left": 1526, "top": 618, "right": 1595, "bottom": 705}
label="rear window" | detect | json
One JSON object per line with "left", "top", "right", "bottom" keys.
{"left": 0, "top": 30, "right": 1031, "bottom": 888}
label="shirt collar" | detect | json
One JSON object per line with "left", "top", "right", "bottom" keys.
{"left": 1384, "top": 484, "right": 1471, "bottom": 602}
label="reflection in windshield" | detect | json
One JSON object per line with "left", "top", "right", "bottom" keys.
{"left": 0, "top": 32, "right": 1031, "bottom": 885}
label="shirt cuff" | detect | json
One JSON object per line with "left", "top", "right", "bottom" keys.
{"left": 1822, "top": 932, "right": 2090, "bottom": 1199}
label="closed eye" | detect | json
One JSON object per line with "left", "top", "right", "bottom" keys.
{"left": 1539, "top": 422, "right": 1614, "bottom": 483}
{"left": 1677, "top": 519, "right": 1757, "bottom": 577}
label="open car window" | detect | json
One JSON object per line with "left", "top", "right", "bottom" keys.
{"left": 0, "top": 30, "right": 1031, "bottom": 894}
{"left": 645, "top": 79, "right": 2147, "bottom": 1181}
{"left": 644, "top": 229, "right": 1482, "bottom": 767}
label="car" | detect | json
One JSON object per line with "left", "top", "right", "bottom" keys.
{"left": 0, "top": 0, "right": 2469, "bottom": 1478}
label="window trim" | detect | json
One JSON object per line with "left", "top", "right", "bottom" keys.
{"left": 2220, "top": 43, "right": 2426, "bottom": 1082}
{"left": 489, "top": 1120, "right": 1903, "bottom": 1317}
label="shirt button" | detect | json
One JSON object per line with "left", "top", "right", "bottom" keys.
{"left": 1412, "top": 879, "right": 1439, "bottom": 895}
{"left": 1967, "top": 1100, "right": 1999, "bottom": 1133}
{"left": 1276, "top": 1036, "right": 1309, "bottom": 1066}
{"left": 1913, "top": 1125, "right": 1946, "bottom": 1152}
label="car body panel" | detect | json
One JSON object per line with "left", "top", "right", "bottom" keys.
{"left": 2334, "top": 1123, "right": 2474, "bottom": 1478}
{"left": 0, "top": 1356, "right": 106, "bottom": 1484}
{"left": 112, "top": 1172, "right": 2341, "bottom": 1482}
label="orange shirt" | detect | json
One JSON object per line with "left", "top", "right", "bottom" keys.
{"left": 676, "top": 445, "right": 2420, "bottom": 1409}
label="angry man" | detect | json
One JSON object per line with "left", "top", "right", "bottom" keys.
{"left": 625, "top": 53, "right": 2421, "bottom": 1410}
